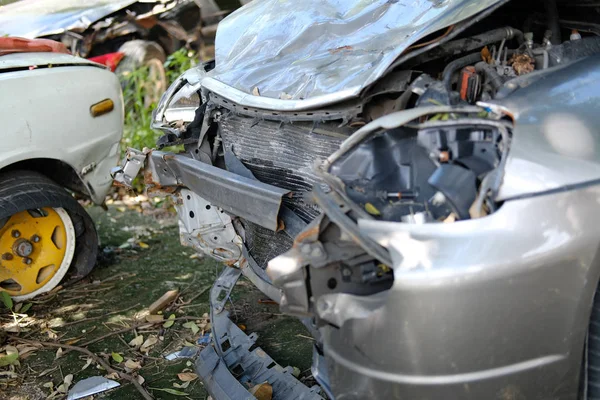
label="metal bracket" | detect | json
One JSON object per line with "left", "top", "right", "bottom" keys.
{"left": 111, "top": 148, "right": 147, "bottom": 187}
{"left": 177, "top": 189, "right": 243, "bottom": 265}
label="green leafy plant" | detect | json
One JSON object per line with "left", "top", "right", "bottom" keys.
{"left": 164, "top": 48, "right": 198, "bottom": 83}
{"left": 0, "top": 291, "right": 12, "bottom": 310}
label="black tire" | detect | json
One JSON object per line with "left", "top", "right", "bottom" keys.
{"left": 115, "top": 40, "right": 168, "bottom": 107}
{"left": 0, "top": 170, "right": 98, "bottom": 285}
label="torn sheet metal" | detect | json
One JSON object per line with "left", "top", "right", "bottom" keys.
{"left": 176, "top": 189, "right": 244, "bottom": 265}
{"left": 0, "top": 0, "right": 137, "bottom": 38}
{"left": 66, "top": 376, "right": 120, "bottom": 400}
{"left": 196, "top": 265, "right": 323, "bottom": 399}
{"left": 207, "top": 0, "right": 502, "bottom": 102}
{"left": 111, "top": 148, "right": 147, "bottom": 187}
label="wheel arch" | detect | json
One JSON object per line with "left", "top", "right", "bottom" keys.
{"left": 1, "top": 158, "right": 95, "bottom": 201}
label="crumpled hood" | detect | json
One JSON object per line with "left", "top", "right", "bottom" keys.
{"left": 207, "top": 0, "right": 503, "bottom": 102}
{"left": 0, "top": 0, "right": 137, "bottom": 38}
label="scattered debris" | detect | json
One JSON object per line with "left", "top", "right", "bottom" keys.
{"left": 111, "top": 352, "right": 124, "bottom": 363}
{"left": 140, "top": 335, "right": 159, "bottom": 354}
{"left": 145, "top": 314, "right": 164, "bottom": 324}
{"left": 182, "top": 321, "right": 200, "bottom": 334}
{"left": 129, "top": 335, "right": 144, "bottom": 348}
{"left": 124, "top": 359, "right": 142, "bottom": 372}
{"left": 197, "top": 333, "right": 211, "bottom": 345}
{"left": 54, "top": 347, "right": 63, "bottom": 360}
{"left": 177, "top": 372, "right": 198, "bottom": 382}
{"left": 510, "top": 53, "right": 535, "bottom": 75}
{"left": 250, "top": 381, "right": 274, "bottom": 400}
{"left": 165, "top": 346, "right": 200, "bottom": 361}
{"left": 0, "top": 345, "right": 18, "bottom": 367}
{"left": 66, "top": 376, "right": 120, "bottom": 400}
{"left": 163, "top": 314, "right": 176, "bottom": 328}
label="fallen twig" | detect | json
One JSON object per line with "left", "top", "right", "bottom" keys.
{"left": 98, "top": 272, "right": 137, "bottom": 284}
{"left": 68, "top": 286, "right": 116, "bottom": 294}
{"left": 9, "top": 336, "right": 153, "bottom": 400}
{"left": 296, "top": 334, "right": 316, "bottom": 341}
{"left": 179, "top": 285, "right": 211, "bottom": 306}
{"left": 60, "top": 304, "right": 140, "bottom": 327}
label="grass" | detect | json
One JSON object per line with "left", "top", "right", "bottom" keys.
{"left": 0, "top": 204, "right": 313, "bottom": 399}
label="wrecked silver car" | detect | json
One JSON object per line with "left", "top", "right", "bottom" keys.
{"left": 116, "top": 0, "right": 600, "bottom": 398}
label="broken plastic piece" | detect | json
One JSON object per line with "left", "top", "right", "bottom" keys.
{"left": 197, "top": 333, "right": 211, "bottom": 345}
{"left": 165, "top": 346, "right": 200, "bottom": 361}
{"left": 427, "top": 164, "right": 477, "bottom": 220}
{"left": 66, "top": 376, "right": 120, "bottom": 400}
{"left": 195, "top": 266, "right": 323, "bottom": 399}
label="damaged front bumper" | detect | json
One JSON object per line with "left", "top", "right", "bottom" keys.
{"left": 113, "top": 148, "right": 323, "bottom": 398}
{"left": 198, "top": 266, "right": 322, "bottom": 400}
{"left": 268, "top": 183, "right": 600, "bottom": 399}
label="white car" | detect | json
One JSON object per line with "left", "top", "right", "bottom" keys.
{"left": 0, "top": 46, "right": 123, "bottom": 300}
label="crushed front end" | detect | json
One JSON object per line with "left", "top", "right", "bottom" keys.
{"left": 114, "top": 0, "right": 600, "bottom": 398}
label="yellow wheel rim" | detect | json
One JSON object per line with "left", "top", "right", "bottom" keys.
{"left": 0, "top": 208, "right": 75, "bottom": 298}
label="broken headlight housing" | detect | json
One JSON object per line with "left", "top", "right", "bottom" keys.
{"left": 153, "top": 67, "right": 205, "bottom": 127}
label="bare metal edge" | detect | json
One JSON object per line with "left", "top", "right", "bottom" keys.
{"left": 201, "top": 76, "right": 360, "bottom": 111}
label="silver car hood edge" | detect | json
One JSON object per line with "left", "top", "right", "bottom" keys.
{"left": 201, "top": 77, "right": 360, "bottom": 112}
{"left": 205, "top": 0, "right": 504, "bottom": 106}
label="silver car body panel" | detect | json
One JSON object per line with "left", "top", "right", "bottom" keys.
{"left": 0, "top": 0, "right": 138, "bottom": 38}
{"left": 494, "top": 55, "right": 600, "bottom": 200}
{"left": 312, "top": 185, "right": 600, "bottom": 399}
{"left": 206, "top": 0, "right": 502, "bottom": 103}
{"left": 292, "top": 54, "right": 600, "bottom": 399}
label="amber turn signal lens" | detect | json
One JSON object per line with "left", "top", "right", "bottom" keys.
{"left": 90, "top": 99, "right": 114, "bottom": 117}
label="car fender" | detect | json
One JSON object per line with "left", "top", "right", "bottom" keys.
{"left": 0, "top": 59, "right": 124, "bottom": 204}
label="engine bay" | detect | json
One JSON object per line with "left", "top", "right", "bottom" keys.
{"left": 149, "top": 0, "right": 600, "bottom": 234}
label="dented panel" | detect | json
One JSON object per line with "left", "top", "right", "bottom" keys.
{"left": 207, "top": 0, "right": 502, "bottom": 102}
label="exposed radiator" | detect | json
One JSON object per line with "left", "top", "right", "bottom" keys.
{"left": 219, "top": 113, "right": 348, "bottom": 222}
{"left": 218, "top": 112, "right": 351, "bottom": 267}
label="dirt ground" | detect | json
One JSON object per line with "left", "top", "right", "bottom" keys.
{"left": 0, "top": 200, "right": 313, "bottom": 399}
